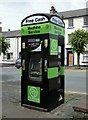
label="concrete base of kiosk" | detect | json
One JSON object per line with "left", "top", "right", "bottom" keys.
{"left": 22, "top": 104, "right": 48, "bottom": 112}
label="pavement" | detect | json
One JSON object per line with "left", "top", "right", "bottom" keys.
{"left": 1, "top": 64, "right": 88, "bottom": 119}
{"left": 2, "top": 91, "right": 88, "bottom": 119}
{"left": 73, "top": 97, "right": 88, "bottom": 113}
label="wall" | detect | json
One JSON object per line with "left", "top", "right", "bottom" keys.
{"left": 2, "top": 37, "right": 21, "bottom": 64}
{"left": 64, "top": 16, "right": 88, "bottom": 66}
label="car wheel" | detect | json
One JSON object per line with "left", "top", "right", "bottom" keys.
{"left": 17, "top": 67, "right": 20, "bottom": 69}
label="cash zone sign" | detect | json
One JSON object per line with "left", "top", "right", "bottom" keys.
{"left": 27, "top": 86, "right": 40, "bottom": 103}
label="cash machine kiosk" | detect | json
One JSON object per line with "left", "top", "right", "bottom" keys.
{"left": 21, "top": 13, "right": 65, "bottom": 111}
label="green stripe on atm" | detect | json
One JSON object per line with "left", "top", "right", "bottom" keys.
{"left": 48, "top": 67, "right": 58, "bottom": 79}
{"left": 60, "top": 66, "right": 64, "bottom": 75}
{"left": 21, "top": 23, "right": 64, "bottom": 36}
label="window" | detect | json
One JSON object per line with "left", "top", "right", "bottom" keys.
{"left": 84, "top": 16, "right": 88, "bottom": 26}
{"left": 5, "top": 39, "right": 10, "bottom": 47}
{"left": 10, "top": 53, "right": 13, "bottom": 59}
{"left": 3, "top": 52, "right": 13, "bottom": 60}
{"left": 19, "top": 52, "right": 21, "bottom": 59}
{"left": 68, "top": 34, "right": 72, "bottom": 44}
{"left": 83, "top": 52, "right": 88, "bottom": 62}
{"left": 7, "top": 53, "right": 10, "bottom": 59}
{"left": 68, "top": 18, "right": 74, "bottom": 27}
{"left": 3, "top": 54, "right": 7, "bottom": 60}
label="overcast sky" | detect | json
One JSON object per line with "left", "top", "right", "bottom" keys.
{"left": 0, "top": 0, "right": 88, "bottom": 31}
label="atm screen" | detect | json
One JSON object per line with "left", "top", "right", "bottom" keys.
{"left": 29, "top": 53, "right": 42, "bottom": 82}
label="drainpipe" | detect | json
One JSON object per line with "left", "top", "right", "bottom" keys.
{"left": 17, "top": 37, "right": 19, "bottom": 58}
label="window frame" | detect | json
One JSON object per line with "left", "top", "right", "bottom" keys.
{"left": 68, "top": 34, "right": 72, "bottom": 44}
{"left": 83, "top": 16, "right": 88, "bottom": 26}
{"left": 68, "top": 18, "right": 74, "bottom": 28}
{"left": 3, "top": 52, "right": 13, "bottom": 60}
{"left": 5, "top": 38, "right": 10, "bottom": 47}
{"left": 83, "top": 51, "right": 88, "bottom": 63}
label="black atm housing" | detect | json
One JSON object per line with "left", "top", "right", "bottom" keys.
{"left": 21, "top": 13, "right": 65, "bottom": 111}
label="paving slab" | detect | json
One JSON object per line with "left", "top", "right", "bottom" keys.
{"left": 73, "top": 95, "right": 88, "bottom": 113}
{"left": 2, "top": 92, "right": 88, "bottom": 119}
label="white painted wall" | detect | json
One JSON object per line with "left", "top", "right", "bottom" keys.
{"left": 9, "top": 37, "right": 21, "bottom": 63}
{"left": 64, "top": 16, "right": 88, "bottom": 66}
{"left": 1, "top": 37, "right": 21, "bottom": 64}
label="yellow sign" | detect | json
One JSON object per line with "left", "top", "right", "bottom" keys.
{"left": 59, "top": 94, "right": 63, "bottom": 101}
{"left": 22, "top": 42, "right": 25, "bottom": 49}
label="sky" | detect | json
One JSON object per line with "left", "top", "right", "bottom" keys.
{"left": 0, "top": 0, "right": 88, "bottom": 31}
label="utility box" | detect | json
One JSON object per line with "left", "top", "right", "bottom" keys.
{"left": 21, "top": 13, "right": 65, "bottom": 111}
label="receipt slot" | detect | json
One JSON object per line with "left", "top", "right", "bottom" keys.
{"left": 21, "top": 13, "right": 65, "bottom": 111}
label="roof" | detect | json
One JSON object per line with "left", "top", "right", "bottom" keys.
{"left": 57, "top": 8, "right": 88, "bottom": 19}
{"left": 2, "top": 30, "right": 21, "bottom": 38}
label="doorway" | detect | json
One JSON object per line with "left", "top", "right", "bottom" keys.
{"left": 68, "top": 52, "right": 73, "bottom": 66}
{"left": 67, "top": 51, "right": 73, "bottom": 66}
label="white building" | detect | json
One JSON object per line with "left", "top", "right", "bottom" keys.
{"left": 1, "top": 8, "right": 88, "bottom": 67}
{"left": 58, "top": 8, "right": 88, "bottom": 67}
{"left": 1, "top": 30, "right": 21, "bottom": 64}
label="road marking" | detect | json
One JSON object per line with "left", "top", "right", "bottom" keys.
{"left": 65, "top": 69, "right": 87, "bottom": 71}
{"left": 0, "top": 81, "right": 5, "bottom": 83}
{"left": 2, "top": 67, "right": 15, "bottom": 68}
{"left": 4, "top": 80, "right": 19, "bottom": 82}
{"left": 0, "top": 80, "right": 20, "bottom": 83}
{"left": 65, "top": 91, "right": 88, "bottom": 95}
{"left": 2, "top": 84, "right": 20, "bottom": 88}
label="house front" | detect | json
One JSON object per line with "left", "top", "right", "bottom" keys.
{"left": 58, "top": 8, "right": 88, "bottom": 67}
{"left": 1, "top": 30, "right": 21, "bottom": 64}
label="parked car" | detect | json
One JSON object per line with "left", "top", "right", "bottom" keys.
{"left": 15, "top": 58, "right": 21, "bottom": 69}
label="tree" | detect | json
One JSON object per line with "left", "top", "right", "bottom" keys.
{"left": 0, "top": 35, "right": 10, "bottom": 55}
{"left": 69, "top": 29, "right": 88, "bottom": 68}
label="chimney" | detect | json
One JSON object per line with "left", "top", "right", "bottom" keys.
{"left": 8, "top": 29, "right": 10, "bottom": 31}
{"left": 50, "top": 6, "right": 57, "bottom": 14}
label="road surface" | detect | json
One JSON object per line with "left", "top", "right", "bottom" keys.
{"left": 1, "top": 67, "right": 87, "bottom": 93}
{"left": 1, "top": 67, "right": 87, "bottom": 118}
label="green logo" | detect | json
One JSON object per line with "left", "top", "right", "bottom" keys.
{"left": 30, "top": 87, "right": 38, "bottom": 97}
{"left": 51, "top": 40, "right": 57, "bottom": 51}
{"left": 50, "top": 39, "right": 58, "bottom": 55}
{"left": 27, "top": 86, "right": 40, "bottom": 103}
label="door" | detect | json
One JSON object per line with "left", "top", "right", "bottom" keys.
{"left": 68, "top": 52, "right": 73, "bottom": 66}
